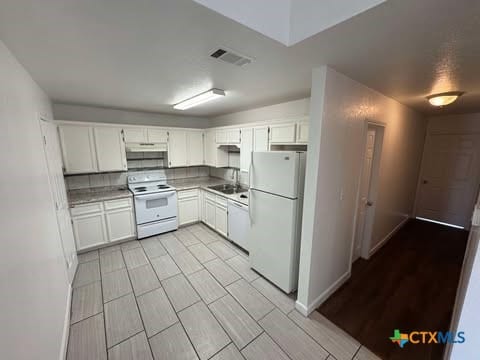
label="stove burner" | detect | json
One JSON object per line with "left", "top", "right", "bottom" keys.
{"left": 135, "top": 187, "right": 147, "bottom": 192}
{"left": 158, "top": 185, "right": 169, "bottom": 189}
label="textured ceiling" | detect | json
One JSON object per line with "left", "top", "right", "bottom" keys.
{"left": 0, "top": 0, "right": 479, "bottom": 117}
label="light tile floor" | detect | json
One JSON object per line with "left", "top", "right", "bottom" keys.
{"left": 69, "top": 223, "right": 381, "bottom": 360}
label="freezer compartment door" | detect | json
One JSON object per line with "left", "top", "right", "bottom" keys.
{"left": 251, "top": 151, "right": 299, "bottom": 199}
{"left": 248, "top": 189, "right": 300, "bottom": 293}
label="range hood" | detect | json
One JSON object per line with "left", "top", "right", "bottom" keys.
{"left": 125, "top": 142, "right": 168, "bottom": 152}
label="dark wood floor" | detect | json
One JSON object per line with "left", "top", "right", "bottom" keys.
{"left": 317, "top": 219, "right": 468, "bottom": 360}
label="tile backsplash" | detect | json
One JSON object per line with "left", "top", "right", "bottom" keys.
{"left": 210, "top": 167, "right": 249, "bottom": 186}
{"left": 65, "top": 172, "right": 128, "bottom": 190}
{"left": 65, "top": 166, "right": 211, "bottom": 190}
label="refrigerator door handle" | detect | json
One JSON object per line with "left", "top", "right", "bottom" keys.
{"left": 249, "top": 151, "right": 253, "bottom": 187}
{"left": 248, "top": 188, "right": 253, "bottom": 224}
{"left": 248, "top": 151, "right": 253, "bottom": 224}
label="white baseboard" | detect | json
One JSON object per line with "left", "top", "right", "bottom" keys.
{"left": 295, "top": 271, "right": 351, "bottom": 316}
{"left": 369, "top": 216, "right": 409, "bottom": 257}
{"left": 60, "top": 284, "right": 72, "bottom": 360}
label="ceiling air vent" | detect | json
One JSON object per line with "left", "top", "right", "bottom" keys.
{"left": 210, "top": 48, "right": 253, "bottom": 67}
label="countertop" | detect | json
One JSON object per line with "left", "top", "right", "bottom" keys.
{"left": 67, "top": 177, "right": 248, "bottom": 207}
{"left": 68, "top": 186, "right": 132, "bottom": 206}
{"left": 170, "top": 177, "right": 249, "bottom": 206}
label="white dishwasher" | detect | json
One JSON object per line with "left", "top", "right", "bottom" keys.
{"left": 227, "top": 200, "right": 250, "bottom": 251}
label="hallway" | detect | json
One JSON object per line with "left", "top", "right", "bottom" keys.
{"left": 318, "top": 219, "right": 468, "bottom": 360}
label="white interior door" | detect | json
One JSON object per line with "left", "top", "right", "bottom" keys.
{"left": 353, "top": 128, "right": 376, "bottom": 261}
{"left": 40, "top": 119, "right": 78, "bottom": 284}
{"left": 416, "top": 134, "right": 480, "bottom": 228}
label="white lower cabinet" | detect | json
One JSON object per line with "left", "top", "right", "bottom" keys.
{"left": 72, "top": 212, "right": 108, "bottom": 250}
{"left": 71, "top": 198, "right": 136, "bottom": 251}
{"left": 215, "top": 202, "right": 228, "bottom": 237}
{"left": 202, "top": 191, "right": 229, "bottom": 237}
{"left": 105, "top": 207, "right": 136, "bottom": 242}
{"left": 178, "top": 189, "right": 199, "bottom": 226}
{"left": 205, "top": 197, "right": 216, "bottom": 229}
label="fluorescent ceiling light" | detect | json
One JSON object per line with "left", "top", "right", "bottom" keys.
{"left": 426, "top": 91, "right": 464, "bottom": 107}
{"left": 173, "top": 88, "right": 225, "bottom": 110}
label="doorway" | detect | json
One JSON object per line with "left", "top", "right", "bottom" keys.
{"left": 353, "top": 122, "right": 385, "bottom": 261}
{"left": 415, "top": 133, "right": 480, "bottom": 229}
{"left": 39, "top": 117, "right": 78, "bottom": 284}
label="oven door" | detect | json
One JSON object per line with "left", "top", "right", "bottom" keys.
{"left": 134, "top": 191, "right": 177, "bottom": 224}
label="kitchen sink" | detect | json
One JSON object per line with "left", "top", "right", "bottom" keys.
{"left": 208, "top": 184, "right": 248, "bottom": 195}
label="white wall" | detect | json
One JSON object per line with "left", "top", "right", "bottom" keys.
{"left": 192, "top": 0, "right": 290, "bottom": 45}
{"left": 450, "top": 224, "right": 480, "bottom": 359}
{"left": 289, "top": 0, "right": 386, "bottom": 44}
{"left": 53, "top": 103, "right": 210, "bottom": 128}
{"left": 0, "top": 41, "right": 70, "bottom": 359}
{"left": 210, "top": 98, "right": 310, "bottom": 127}
{"left": 427, "top": 112, "right": 480, "bottom": 134}
{"left": 297, "top": 66, "right": 426, "bottom": 314}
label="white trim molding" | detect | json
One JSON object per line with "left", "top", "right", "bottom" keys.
{"left": 369, "top": 215, "right": 409, "bottom": 258}
{"left": 295, "top": 271, "right": 351, "bottom": 316}
{"left": 60, "top": 284, "right": 72, "bottom": 360}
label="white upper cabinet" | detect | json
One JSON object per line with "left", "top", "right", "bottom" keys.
{"left": 124, "top": 127, "right": 168, "bottom": 143}
{"left": 216, "top": 129, "right": 228, "bottom": 144}
{"left": 205, "top": 130, "right": 228, "bottom": 168}
{"left": 147, "top": 128, "right": 168, "bottom": 143}
{"left": 187, "top": 131, "right": 204, "bottom": 166}
{"left": 227, "top": 129, "right": 241, "bottom": 144}
{"left": 253, "top": 126, "right": 270, "bottom": 152}
{"left": 167, "top": 129, "right": 187, "bottom": 167}
{"left": 297, "top": 122, "right": 309, "bottom": 143}
{"left": 269, "top": 123, "right": 297, "bottom": 144}
{"left": 240, "top": 128, "right": 253, "bottom": 172}
{"left": 216, "top": 128, "right": 240, "bottom": 145}
{"left": 59, "top": 124, "right": 97, "bottom": 174}
{"left": 123, "top": 128, "right": 147, "bottom": 143}
{"left": 94, "top": 127, "right": 127, "bottom": 172}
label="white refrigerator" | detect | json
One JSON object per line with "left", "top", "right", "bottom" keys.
{"left": 248, "top": 151, "right": 306, "bottom": 293}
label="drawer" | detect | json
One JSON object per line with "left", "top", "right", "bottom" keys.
{"left": 177, "top": 189, "right": 199, "bottom": 200}
{"left": 216, "top": 196, "right": 228, "bottom": 208}
{"left": 70, "top": 202, "right": 103, "bottom": 216}
{"left": 104, "top": 197, "right": 132, "bottom": 211}
{"left": 205, "top": 191, "right": 216, "bottom": 202}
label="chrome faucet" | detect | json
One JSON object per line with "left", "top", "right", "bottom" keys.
{"left": 231, "top": 168, "right": 240, "bottom": 187}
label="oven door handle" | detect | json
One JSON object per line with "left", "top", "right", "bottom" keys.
{"left": 135, "top": 191, "right": 176, "bottom": 201}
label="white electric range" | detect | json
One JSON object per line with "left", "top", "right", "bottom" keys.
{"left": 127, "top": 170, "right": 178, "bottom": 238}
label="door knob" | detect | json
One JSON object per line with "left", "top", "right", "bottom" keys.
{"left": 423, "top": 180, "right": 429, "bottom": 184}
{"left": 366, "top": 201, "right": 373, "bottom": 207}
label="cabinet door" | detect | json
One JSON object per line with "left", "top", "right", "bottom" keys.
{"left": 168, "top": 130, "right": 187, "bottom": 167}
{"left": 105, "top": 207, "right": 136, "bottom": 242}
{"left": 72, "top": 212, "right": 108, "bottom": 250}
{"left": 270, "top": 123, "right": 296, "bottom": 144}
{"left": 199, "top": 190, "right": 206, "bottom": 222}
{"left": 215, "top": 204, "right": 228, "bottom": 237}
{"left": 178, "top": 197, "right": 199, "bottom": 226}
{"left": 205, "top": 130, "right": 228, "bottom": 167}
{"left": 227, "top": 128, "right": 241, "bottom": 144}
{"left": 205, "top": 199, "right": 216, "bottom": 229}
{"left": 94, "top": 127, "right": 127, "bottom": 172}
{"left": 147, "top": 128, "right": 168, "bottom": 143}
{"left": 240, "top": 128, "right": 253, "bottom": 172}
{"left": 216, "top": 130, "right": 228, "bottom": 144}
{"left": 59, "top": 125, "right": 97, "bottom": 174}
{"left": 187, "top": 131, "right": 204, "bottom": 166}
{"left": 297, "top": 122, "right": 309, "bottom": 143}
{"left": 205, "top": 130, "right": 215, "bottom": 167}
{"left": 124, "top": 128, "right": 147, "bottom": 143}
{"left": 253, "top": 126, "right": 269, "bottom": 152}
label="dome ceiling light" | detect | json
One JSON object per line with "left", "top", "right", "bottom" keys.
{"left": 426, "top": 91, "right": 464, "bottom": 107}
